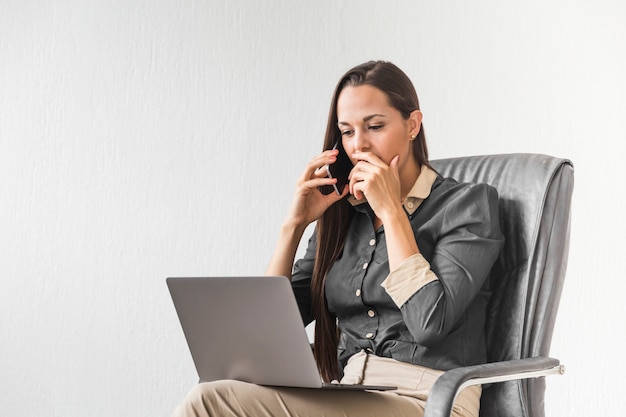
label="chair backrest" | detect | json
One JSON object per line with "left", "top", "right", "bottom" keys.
{"left": 430, "top": 154, "right": 574, "bottom": 417}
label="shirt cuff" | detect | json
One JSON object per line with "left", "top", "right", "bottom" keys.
{"left": 381, "top": 253, "right": 439, "bottom": 308}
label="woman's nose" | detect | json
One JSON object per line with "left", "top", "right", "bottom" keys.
{"left": 353, "top": 129, "right": 369, "bottom": 152}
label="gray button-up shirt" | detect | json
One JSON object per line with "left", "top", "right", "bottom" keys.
{"left": 292, "top": 167, "right": 504, "bottom": 373}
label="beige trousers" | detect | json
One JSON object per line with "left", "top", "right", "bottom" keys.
{"left": 173, "top": 352, "right": 481, "bottom": 417}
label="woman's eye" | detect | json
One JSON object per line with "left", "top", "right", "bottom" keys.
{"left": 340, "top": 130, "right": 354, "bottom": 136}
{"left": 369, "top": 125, "right": 383, "bottom": 131}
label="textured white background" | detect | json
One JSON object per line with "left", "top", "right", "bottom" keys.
{"left": 1, "top": 1, "right": 624, "bottom": 416}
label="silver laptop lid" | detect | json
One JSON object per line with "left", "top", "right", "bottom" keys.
{"left": 167, "top": 276, "right": 324, "bottom": 388}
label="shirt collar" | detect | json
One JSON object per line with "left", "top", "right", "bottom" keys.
{"left": 348, "top": 165, "right": 438, "bottom": 215}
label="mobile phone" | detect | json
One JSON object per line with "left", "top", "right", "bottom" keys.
{"left": 323, "top": 141, "right": 354, "bottom": 195}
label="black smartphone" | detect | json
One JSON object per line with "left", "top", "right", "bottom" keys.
{"left": 322, "top": 141, "right": 353, "bottom": 195}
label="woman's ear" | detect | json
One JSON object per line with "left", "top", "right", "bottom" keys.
{"left": 408, "top": 110, "right": 423, "bottom": 138}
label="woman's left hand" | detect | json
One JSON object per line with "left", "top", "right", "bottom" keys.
{"left": 349, "top": 151, "right": 403, "bottom": 220}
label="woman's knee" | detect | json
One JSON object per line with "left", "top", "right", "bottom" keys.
{"left": 175, "top": 380, "right": 263, "bottom": 417}
{"left": 187, "top": 380, "right": 245, "bottom": 404}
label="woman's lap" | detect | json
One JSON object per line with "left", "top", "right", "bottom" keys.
{"left": 172, "top": 353, "right": 482, "bottom": 417}
{"left": 172, "top": 379, "right": 427, "bottom": 417}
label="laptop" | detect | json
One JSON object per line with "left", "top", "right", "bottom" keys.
{"left": 167, "top": 276, "right": 396, "bottom": 391}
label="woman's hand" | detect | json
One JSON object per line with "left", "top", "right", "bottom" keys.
{"left": 266, "top": 149, "right": 349, "bottom": 279}
{"left": 285, "top": 149, "right": 349, "bottom": 229}
{"left": 349, "top": 151, "right": 420, "bottom": 270}
{"left": 349, "top": 151, "right": 403, "bottom": 221}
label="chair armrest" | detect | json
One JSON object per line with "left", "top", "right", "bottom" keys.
{"left": 423, "top": 357, "right": 565, "bottom": 417}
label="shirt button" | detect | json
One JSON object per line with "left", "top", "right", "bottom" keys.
{"left": 355, "top": 289, "right": 361, "bottom": 297}
{"left": 407, "top": 201, "right": 414, "bottom": 209}
{"left": 362, "top": 262, "right": 368, "bottom": 269}
{"left": 365, "top": 332, "right": 374, "bottom": 339}
{"left": 367, "top": 310, "right": 376, "bottom": 317}
{"left": 369, "top": 238, "right": 376, "bottom": 246}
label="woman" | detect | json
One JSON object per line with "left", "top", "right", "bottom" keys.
{"left": 174, "top": 61, "right": 504, "bottom": 417}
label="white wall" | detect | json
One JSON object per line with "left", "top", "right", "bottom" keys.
{"left": 1, "top": 1, "right": 624, "bottom": 416}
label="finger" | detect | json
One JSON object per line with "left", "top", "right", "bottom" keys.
{"left": 351, "top": 151, "right": 386, "bottom": 167}
{"left": 351, "top": 180, "right": 365, "bottom": 200}
{"left": 299, "top": 176, "right": 338, "bottom": 192}
{"left": 389, "top": 155, "right": 400, "bottom": 174}
{"left": 349, "top": 166, "right": 368, "bottom": 196}
{"left": 301, "top": 150, "right": 338, "bottom": 181}
{"left": 349, "top": 169, "right": 369, "bottom": 200}
{"left": 313, "top": 164, "right": 328, "bottom": 176}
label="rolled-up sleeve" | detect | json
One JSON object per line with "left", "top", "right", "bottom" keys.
{"left": 381, "top": 253, "right": 438, "bottom": 307}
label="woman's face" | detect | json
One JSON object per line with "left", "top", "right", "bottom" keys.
{"left": 336, "top": 85, "right": 421, "bottom": 172}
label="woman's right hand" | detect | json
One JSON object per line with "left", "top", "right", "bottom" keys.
{"left": 285, "top": 149, "right": 349, "bottom": 229}
{"left": 266, "top": 149, "right": 349, "bottom": 279}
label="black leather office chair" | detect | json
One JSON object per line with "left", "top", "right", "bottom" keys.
{"left": 424, "top": 154, "right": 574, "bottom": 417}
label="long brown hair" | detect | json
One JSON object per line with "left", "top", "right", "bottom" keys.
{"left": 312, "top": 61, "right": 430, "bottom": 382}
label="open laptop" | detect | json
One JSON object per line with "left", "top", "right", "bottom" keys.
{"left": 167, "top": 276, "right": 396, "bottom": 391}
